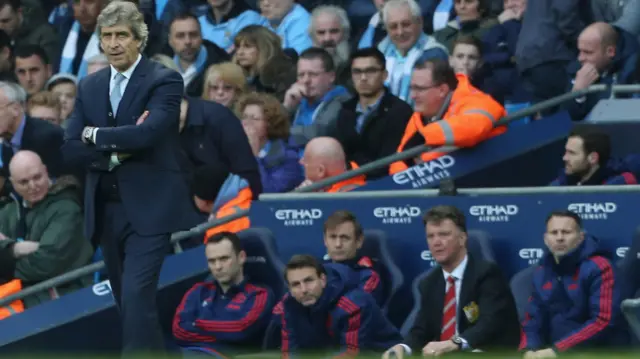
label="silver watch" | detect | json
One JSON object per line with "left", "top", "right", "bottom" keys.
{"left": 83, "top": 127, "right": 94, "bottom": 142}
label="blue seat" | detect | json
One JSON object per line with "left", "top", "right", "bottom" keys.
{"left": 236, "top": 227, "right": 287, "bottom": 299}
{"left": 359, "top": 229, "right": 405, "bottom": 313}
{"left": 510, "top": 265, "right": 536, "bottom": 323}
{"left": 400, "top": 230, "right": 496, "bottom": 335}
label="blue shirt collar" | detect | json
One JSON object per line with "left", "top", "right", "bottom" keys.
{"left": 11, "top": 115, "right": 26, "bottom": 150}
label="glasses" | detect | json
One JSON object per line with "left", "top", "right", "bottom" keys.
{"left": 351, "top": 67, "right": 383, "bottom": 77}
{"left": 409, "top": 84, "right": 440, "bottom": 93}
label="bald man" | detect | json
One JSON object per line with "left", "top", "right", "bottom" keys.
{"left": 566, "top": 22, "right": 639, "bottom": 120}
{"left": 298, "top": 137, "right": 366, "bottom": 192}
{"left": 0, "top": 150, "right": 92, "bottom": 307}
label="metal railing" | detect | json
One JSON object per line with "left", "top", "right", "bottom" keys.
{"left": 622, "top": 298, "right": 640, "bottom": 341}
{"left": 0, "top": 83, "right": 633, "bottom": 308}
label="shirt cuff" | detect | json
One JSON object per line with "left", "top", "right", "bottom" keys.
{"left": 459, "top": 337, "right": 471, "bottom": 351}
{"left": 108, "top": 153, "right": 121, "bottom": 171}
{"left": 399, "top": 344, "right": 412, "bottom": 355}
{"left": 91, "top": 128, "right": 98, "bottom": 143}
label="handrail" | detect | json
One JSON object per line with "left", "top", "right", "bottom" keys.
{"left": 621, "top": 298, "right": 640, "bottom": 341}
{"left": 0, "top": 84, "right": 621, "bottom": 308}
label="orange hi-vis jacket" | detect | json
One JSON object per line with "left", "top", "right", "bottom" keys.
{"left": 326, "top": 162, "right": 366, "bottom": 192}
{"left": 0, "top": 279, "right": 24, "bottom": 320}
{"left": 204, "top": 187, "right": 252, "bottom": 242}
{"left": 389, "top": 74, "right": 507, "bottom": 175}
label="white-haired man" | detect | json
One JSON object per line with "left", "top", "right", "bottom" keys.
{"left": 309, "top": 5, "right": 352, "bottom": 86}
{"left": 61, "top": 1, "right": 200, "bottom": 354}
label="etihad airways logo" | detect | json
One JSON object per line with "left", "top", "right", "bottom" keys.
{"left": 567, "top": 202, "right": 617, "bottom": 220}
{"left": 469, "top": 205, "right": 518, "bottom": 222}
{"left": 275, "top": 209, "right": 323, "bottom": 226}
{"left": 392, "top": 155, "right": 455, "bottom": 188}
{"left": 373, "top": 206, "right": 421, "bottom": 224}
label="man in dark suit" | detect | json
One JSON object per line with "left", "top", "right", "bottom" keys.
{"left": 0, "top": 81, "right": 65, "bottom": 178}
{"left": 383, "top": 205, "right": 520, "bottom": 358}
{"left": 61, "top": 1, "right": 199, "bottom": 354}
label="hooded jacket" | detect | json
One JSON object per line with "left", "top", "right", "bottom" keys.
{"left": 520, "top": 236, "right": 628, "bottom": 352}
{"left": 280, "top": 263, "right": 402, "bottom": 357}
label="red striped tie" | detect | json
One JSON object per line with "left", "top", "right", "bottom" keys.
{"left": 440, "top": 276, "right": 457, "bottom": 341}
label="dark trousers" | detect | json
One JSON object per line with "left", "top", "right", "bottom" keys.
{"left": 521, "top": 61, "right": 570, "bottom": 115}
{"left": 97, "top": 201, "right": 172, "bottom": 355}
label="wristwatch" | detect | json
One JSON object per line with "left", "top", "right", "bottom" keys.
{"left": 451, "top": 335, "right": 463, "bottom": 350}
{"left": 83, "top": 127, "right": 95, "bottom": 143}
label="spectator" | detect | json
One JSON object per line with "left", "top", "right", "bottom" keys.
{"left": 0, "top": 150, "right": 92, "bottom": 308}
{"left": 551, "top": 127, "right": 638, "bottom": 186}
{"left": 565, "top": 22, "right": 639, "bottom": 121}
{"left": 591, "top": 0, "right": 640, "bottom": 37}
{"left": 355, "top": 0, "right": 388, "bottom": 49}
{"left": 232, "top": 25, "right": 297, "bottom": 101}
{"left": 202, "top": 61, "right": 247, "bottom": 107}
{"left": 383, "top": 205, "right": 519, "bottom": 358}
{"left": 481, "top": 0, "right": 530, "bottom": 105}
{"left": 389, "top": 59, "right": 506, "bottom": 174}
{"left": 0, "top": 29, "right": 15, "bottom": 83}
{"left": 0, "top": 0, "right": 60, "bottom": 71}
{"left": 433, "top": 0, "right": 498, "bottom": 51}
{"left": 168, "top": 12, "right": 230, "bottom": 97}
{"left": 259, "top": 0, "right": 313, "bottom": 54}
{"left": 284, "top": 48, "right": 350, "bottom": 147}
{"left": 14, "top": 45, "right": 52, "bottom": 96}
{"left": 516, "top": 0, "right": 590, "bottom": 107}
{"left": 59, "top": 0, "right": 108, "bottom": 78}
{"left": 172, "top": 231, "right": 275, "bottom": 356}
{"left": 85, "top": 53, "right": 109, "bottom": 75}
{"left": 323, "top": 210, "right": 383, "bottom": 305}
{"left": 45, "top": 73, "right": 78, "bottom": 127}
{"left": 333, "top": 47, "right": 412, "bottom": 179}
{"left": 198, "top": 0, "right": 264, "bottom": 53}
{"left": 298, "top": 136, "right": 366, "bottom": 192}
{"left": 520, "top": 211, "right": 629, "bottom": 356}
{"left": 0, "top": 81, "right": 65, "bottom": 178}
{"left": 278, "top": 255, "right": 403, "bottom": 356}
{"left": 26, "top": 91, "right": 63, "bottom": 125}
{"left": 235, "top": 92, "right": 303, "bottom": 193}
{"left": 309, "top": 6, "right": 352, "bottom": 87}
{"left": 378, "top": 0, "right": 448, "bottom": 104}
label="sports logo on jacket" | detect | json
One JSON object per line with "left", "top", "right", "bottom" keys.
{"left": 463, "top": 301, "right": 479, "bottom": 323}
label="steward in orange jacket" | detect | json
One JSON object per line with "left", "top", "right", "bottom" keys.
{"left": 389, "top": 60, "right": 507, "bottom": 174}
{"left": 205, "top": 187, "right": 252, "bottom": 241}
{"left": 299, "top": 137, "right": 367, "bottom": 192}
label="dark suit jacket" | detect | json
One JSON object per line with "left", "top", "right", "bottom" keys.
{"left": 405, "top": 254, "right": 520, "bottom": 352}
{"left": 20, "top": 116, "right": 66, "bottom": 177}
{"left": 62, "top": 56, "right": 201, "bottom": 239}
{"left": 333, "top": 89, "right": 412, "bottom": 179}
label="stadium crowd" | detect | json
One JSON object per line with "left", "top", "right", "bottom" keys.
{"left": 0, "top": 0, "right": 639, "bottom": 356}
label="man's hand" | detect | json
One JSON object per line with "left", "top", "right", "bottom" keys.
{"left": 13, "top": 241, "right": 39, "bottom": 257}
{"left": 533, "top": 348, "right": 557, "bottom": 359}
{"left": 136, "top": 110, "right": 149, "bottom": 125}
{"left": 296, "top": 179, "right": 314, "bottom": 190}
{"left": 283, "top": 83, "right": 307, "bottom": 111}
{"left": 523, "top": 350, "right": 537, "bottom": 359}
{"left": 422, "top": 340, "right": 458, "bottom": 356}
{"left": 498, "top": 8, "right": 518, "bottom": 23}
{"left": 382, "top": 344, "right": 406, "bottom": 359}
{"left": 572, "top": 63, "right": 600, "bottom": 91}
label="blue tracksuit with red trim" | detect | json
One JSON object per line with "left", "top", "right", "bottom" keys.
{"left": 331, "top": 256, "right": 384, "bottom": 306}
{"left": 519, "top": 236, "right": 629, "bottom": 352}
{"left": 279, "top": 263, "right": 402, "bottom": 358}
{"left": 172, "top": 279, "right": 275, "bottom": 356}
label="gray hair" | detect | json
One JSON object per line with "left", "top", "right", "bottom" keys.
{"left": 151, "top": 54, "right": 180, "bottom": 72}
{"left": 87, "top": 53, "right": 109, "bottom": 65}
{"left": 382, "top": 0, "right": 422, "bottom": 24}
{"left": 96, "top": 1, "right": 149, "bottom": 52}
{"left": 309, "top": 5, "right": 351, "bottom": 40}
{"left": 0, "top": 81, "right": 27, "bottom": 106}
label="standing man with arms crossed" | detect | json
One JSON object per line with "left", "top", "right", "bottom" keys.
{"left": 61, "top": 1, "right": 199, "bottom": 354}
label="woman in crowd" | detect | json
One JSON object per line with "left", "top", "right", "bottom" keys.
{"left": 201, "top": 62, "right": 248, "bottom": 108}
{"left": 434, "top": 0, "right": 498, "bottom": 51}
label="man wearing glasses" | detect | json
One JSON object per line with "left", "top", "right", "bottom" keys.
{"left": 332, "top": 47, "right": 412, "bottom": 179}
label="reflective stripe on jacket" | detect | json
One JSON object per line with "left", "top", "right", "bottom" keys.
{"left": 389, "top": 74, "right": 507, "bottom": 174}
{"left": 327, "top": 162, "right": 366, "bottom": 192}
{"left": 204, "top": 188, "right": 252, "bottom": 242}
{"left": 0, "top": 279, "right": 24, "bottom": 320}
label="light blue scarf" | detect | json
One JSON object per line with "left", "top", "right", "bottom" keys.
{"left": 358, "top": 12, "right": 381, "bottom": 49}
{"left": 433, "top": 0, "right": 454, "bottom": 32}
{"left": 173, "top": 44, "right": 209, "bottom": 76}
{"left": 59, "top": 21, "right": 101, "bottom": 79}
{"left": 155, "top": 0, "right": 169, "bottom": 20}
{"left": 212, "top": 174, "right": 249, "bottom": 213}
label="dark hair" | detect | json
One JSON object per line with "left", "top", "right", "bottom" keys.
{"left": 349, "top": 47, "right": 386, "bottom": 69}
{"left": 206, "top": 231, "right": 243, "bottom": 254}
{"left": 452, "top": 35, "right": 484, "bottom": 57}
{"left": 14, "top": 44, "right": 50, "bottom": 65}
{"left": 169, "top": 12, "right": 200, "bottom": 30}
{"left": 299, "top": 47, "right": 335, "bottom": 72}
{"left": 422, "top": 205, "right": 467, "bottom": 233}
{"left": 0, "top": 29, "right": 10, "bottom": 51}
{"left": 545, "top": 210, "right": 583, "bottom": 229}
{"left": 0, "top": 0, "right": 20, "bottom": 12}
{"left": 568, "top": 126, "right": 611, "bottom": 166}
{"left": 284, "top": 254, "right": 325, "bottom": 282}
{"left": 324, "top": 210, "right": 363, "bottom": 238}
{"left": 413, "top": 58, "right": 458, "bottom": 89}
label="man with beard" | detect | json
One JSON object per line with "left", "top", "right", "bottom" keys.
{"left": 168, "top": 12, "right": 229, "bottom": 97}
{"left": 309, "top": 6, "right": 352, "bottom": 88}
{"left": 550, "top": 127, "right": 639, "bottom": 186}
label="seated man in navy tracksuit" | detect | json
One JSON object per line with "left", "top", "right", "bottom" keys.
{"left": 551, "top": 127, "right": 638, "bottom": 186}
{"left": 323, "top": 210, "right": 384, "bottom": 306}
{"left": 520, "top": 211, "right": 628, "bottom": 358}
{"left": 172, "top": 232, "right": 275, "bottom": 356}
{"left": 277, "top": 255, "right": 402, "bottom": 356}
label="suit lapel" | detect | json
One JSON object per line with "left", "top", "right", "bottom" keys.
{"left": 116, "top": 57, "right": 148, "bottom": 123}
{"left": 458, "top": 254, "right": 476, "bottom": 324}
{"left": 431, "top": 270, "right": 446, "bottom": 335}
{"left": 94, "top": 69, "right": 111, "bottom": 127}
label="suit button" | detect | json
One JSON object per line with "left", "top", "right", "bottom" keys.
{"left": 108, "top": 112, "right": 113, "bottom": 117}
{"left": 111, "top": 145, "right": 116, "bottom": 148}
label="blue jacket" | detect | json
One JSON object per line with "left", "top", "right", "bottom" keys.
{"left": 258, "top": 139, "right": 304, "bottom": 193}
{"left": 279, "top": 263, "right": 402, "bottom": 357}
{"left": 264, "top": 4, "right": 312, "bottom": 54}
{"left": 331, "top": 256, "right": 384, "bottom": 307}
{"left": 565, "top": 27, "right": 640, "bottom": 121}
{"left": 172, "top": 280, "right": 275, "bottom": 355}
{"left": 198, "top": 1, "right": 264, "bottom": 52}
{"left": 520, "top": 236, "right": 628, "bottom": 352}
{"left": 550, "top": 154, "right": 640, "bottom": 186}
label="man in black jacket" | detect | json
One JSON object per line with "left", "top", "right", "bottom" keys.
{"left": 333, "top": 47, "right": 412, "bottom": 179}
